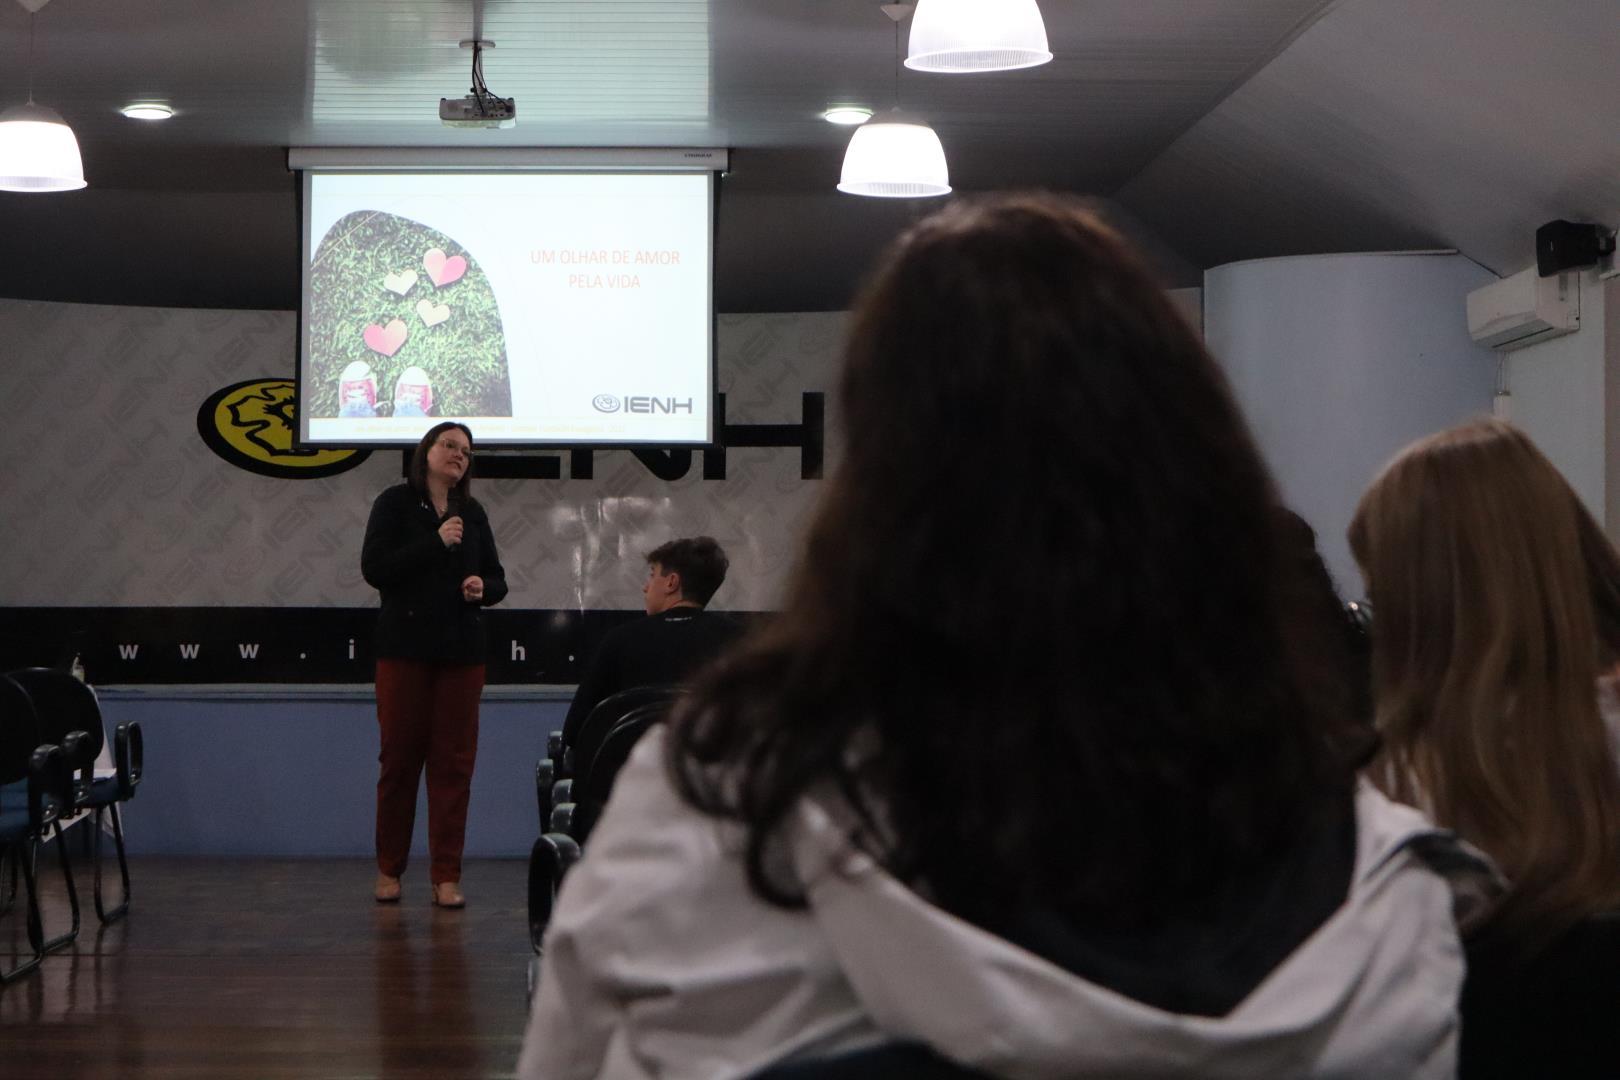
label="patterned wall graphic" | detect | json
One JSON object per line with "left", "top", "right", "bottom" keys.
{"left": 0, "top": 299, "right": 842, "bottom": 683}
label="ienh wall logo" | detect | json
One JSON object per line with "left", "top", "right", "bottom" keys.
{"left": 462, "top": 392, "right": 824, "bottom": 482}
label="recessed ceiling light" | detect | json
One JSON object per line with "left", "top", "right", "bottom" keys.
{"left": 120, "top": 103, "right": 174, "bottom": 121}
{"left": 822, "top": 106, "right": 873, "bottom": 126}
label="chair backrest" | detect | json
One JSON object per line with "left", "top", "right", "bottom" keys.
{"left": 0, "top": 673, "right": 41, "bottom": 787}
{"left": 571, "top": 701, "right": 672, "bottom": 844}
{"left": 1460, "top": 911, "right": 1620, "bottom": 1078}
{"left": 570, "top": 685, "right": 679, "bottom": 780}
{"left": 7, "top": 667, "right": 103, "bottom": 762}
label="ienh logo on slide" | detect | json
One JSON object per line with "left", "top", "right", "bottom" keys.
{"left": 198, "top": 379, "right": 371, "bottom": 479}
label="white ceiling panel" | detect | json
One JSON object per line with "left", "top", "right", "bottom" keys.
{"left": 4, "top": 0, "right": 1614, "bottom": 311}
{"left": 1117, "top": 0, "right": 1620, "bottom": 274}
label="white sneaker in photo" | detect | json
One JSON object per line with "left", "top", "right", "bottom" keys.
{"left": 393, "top": 366, "right": 434, "bottom": 416}
{"left": 339, "top": 359, "right": 377, "bottom": 412}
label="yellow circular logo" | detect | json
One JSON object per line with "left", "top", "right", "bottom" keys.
{"left": 198, "top": 379, "right": 370, "bottom": 478}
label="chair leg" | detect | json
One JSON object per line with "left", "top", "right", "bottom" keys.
{"left": 93, "top": 805, "right": 131, "bottom": 924}
{"left": 0, "top": 840, "right": 46, "bottom": 983}
{"left": 36, "top": 821, "right": 80, "bottom": 955}
{"left": 0, "top": 848, "right": 16, "bottom": 917}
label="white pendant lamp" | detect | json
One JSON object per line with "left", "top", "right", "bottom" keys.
{"left": 838, "top": 3, "right": 950, "bottom": 198}
{"left": 0, "top": 0, "right": 85, "bottom": 193}
{"left": 906, "top": 0, "right": 1052, "bottom": 74}
{"left": 0, "top": 101, "right": 84, "bottom": 191}
{"left": 838, "top": 109, "right": 950, "bottom": 198}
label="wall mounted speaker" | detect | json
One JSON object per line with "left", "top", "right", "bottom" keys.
{"left": 1536, "top": 219, "right": 1615, "bottom": 277}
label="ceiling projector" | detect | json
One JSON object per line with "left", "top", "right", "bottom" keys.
{"left": 440, "top": 94, "right": 516, "bottom": 129}
{"left": 440, "top": 38, "right": 515, "bottom": 128}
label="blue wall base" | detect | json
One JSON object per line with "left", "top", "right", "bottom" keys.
{"left": 97, "top": 687, "right": 570, "bottom": 858}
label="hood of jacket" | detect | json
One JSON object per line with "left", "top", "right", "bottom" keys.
{"left": 790, "top": 781, "right": 1498, "bottom": 1080}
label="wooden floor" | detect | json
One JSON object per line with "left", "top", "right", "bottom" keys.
{"left": 0, "top": 851, "right": 534, "bottom": 1079}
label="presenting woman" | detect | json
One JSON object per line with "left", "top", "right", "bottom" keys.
{"left": 361, "top": 421, "right": 507, "bottom": 908}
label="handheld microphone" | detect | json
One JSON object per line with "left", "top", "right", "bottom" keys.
{"left": 447, "top": 492, "right": 477, "bottom": 581}
{"left": 446, "top": 491, "right": 463, "bottom": 551}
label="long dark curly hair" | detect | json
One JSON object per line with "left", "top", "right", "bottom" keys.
{"left": 668, "top": 194, "right": 1356, "bottom": 928}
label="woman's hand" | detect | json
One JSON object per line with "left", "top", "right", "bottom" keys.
{"left": 438, "top": 516, "right": 464, "bottom": 548}
{"left": 461, "top": 575, "right": 485, "bottom": 602}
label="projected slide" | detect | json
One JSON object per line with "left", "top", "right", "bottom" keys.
{"left": 300, "top": 171, "right": 713, "bottom": 446}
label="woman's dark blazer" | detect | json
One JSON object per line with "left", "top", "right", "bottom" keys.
{"left": 361, "top": 482, "right": 508, "bottom": 664}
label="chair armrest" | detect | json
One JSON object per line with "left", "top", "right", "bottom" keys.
{"left": 115, "top": 721, "right": 143, "bottom": 800}
{"left": 535, "top": 758, "right": 556, "bottom": 830}
{"left": 550, "top": 802, "right": 575, "bottom": 837}
{"left": 528, "top": 832, "right": 583, "bottom": 953}
{"left": 546, "top": 730, "right": 564, "bottom": 763}
{"left": 550, "top": 778, "right": 572, "bottom": 812}
{"left": 28, "top": 744, "right": 68, "bottom": 829}
{"left": 59, "top": 730, "right": 94, "bottom": 809}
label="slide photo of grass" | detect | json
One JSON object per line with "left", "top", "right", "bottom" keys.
{"left": 307, "top": 210, "right": 513, "bottom": 419}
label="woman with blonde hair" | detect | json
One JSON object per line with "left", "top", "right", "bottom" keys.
{"left": 1349, "top": 417, "right": 1620, "bottom": 944}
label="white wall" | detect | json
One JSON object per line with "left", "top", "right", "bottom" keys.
{"left": 0, "top": 300, "right": 841, "bottom": 612}
{"left": 1503, "top": 267, "right": 1610, "bottom": 524}
{"left": 1205, "top": 252, "right": 1498, "bottom": 596}
{"left": 6, "top": 263, "right": 1520, "bottom": 616}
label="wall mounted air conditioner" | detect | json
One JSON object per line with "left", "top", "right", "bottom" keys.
{"left": 1466, "top": 267, "right": 1580, "bottom": 351}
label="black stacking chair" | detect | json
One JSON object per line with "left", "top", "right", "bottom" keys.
{"left": 749, "top": 1043, "right": 992, "bottom": 1079}
{"left": 1459, "top": 911, "right": 1620, "bottom": 1079}
{"left": 0, "top": 673, "right": 78, "bottom": 982}
{"left": 525, "top": 829, "right": 582, "bottom": 997}
{"left": 9, "top": 668, "right": 143, "bottom": 923}
{"left": 528, "top": 694, "right": 679, "bottom": 991}
{"left": 0, "top": 672, "right": 39, "bottom": 922}
{"left": 537, "top": 685, "right": 679, "bottom": 832}
{"left": 564, "top": 700, "right": 668, "bottom": 846}
{"left": 567, "top": 684, "right": 679, "bottom": 777}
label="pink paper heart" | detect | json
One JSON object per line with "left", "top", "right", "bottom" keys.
{"left": 423, "top": 248, "right": 467, "bottom": 287}
{"left": 362, "top": 318, "right": 408, "bottom": 357}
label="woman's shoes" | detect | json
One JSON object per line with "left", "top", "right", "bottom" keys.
{"left": 376, "top": 874, "right": 464, "bottom": 907}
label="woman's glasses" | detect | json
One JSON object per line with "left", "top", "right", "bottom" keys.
{"left": 436, "top": 438, "right": 474, "bottom": 459}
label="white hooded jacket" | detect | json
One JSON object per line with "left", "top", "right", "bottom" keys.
{"left": 519, "top": 727, "right": 1491, "bottom": 1080}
